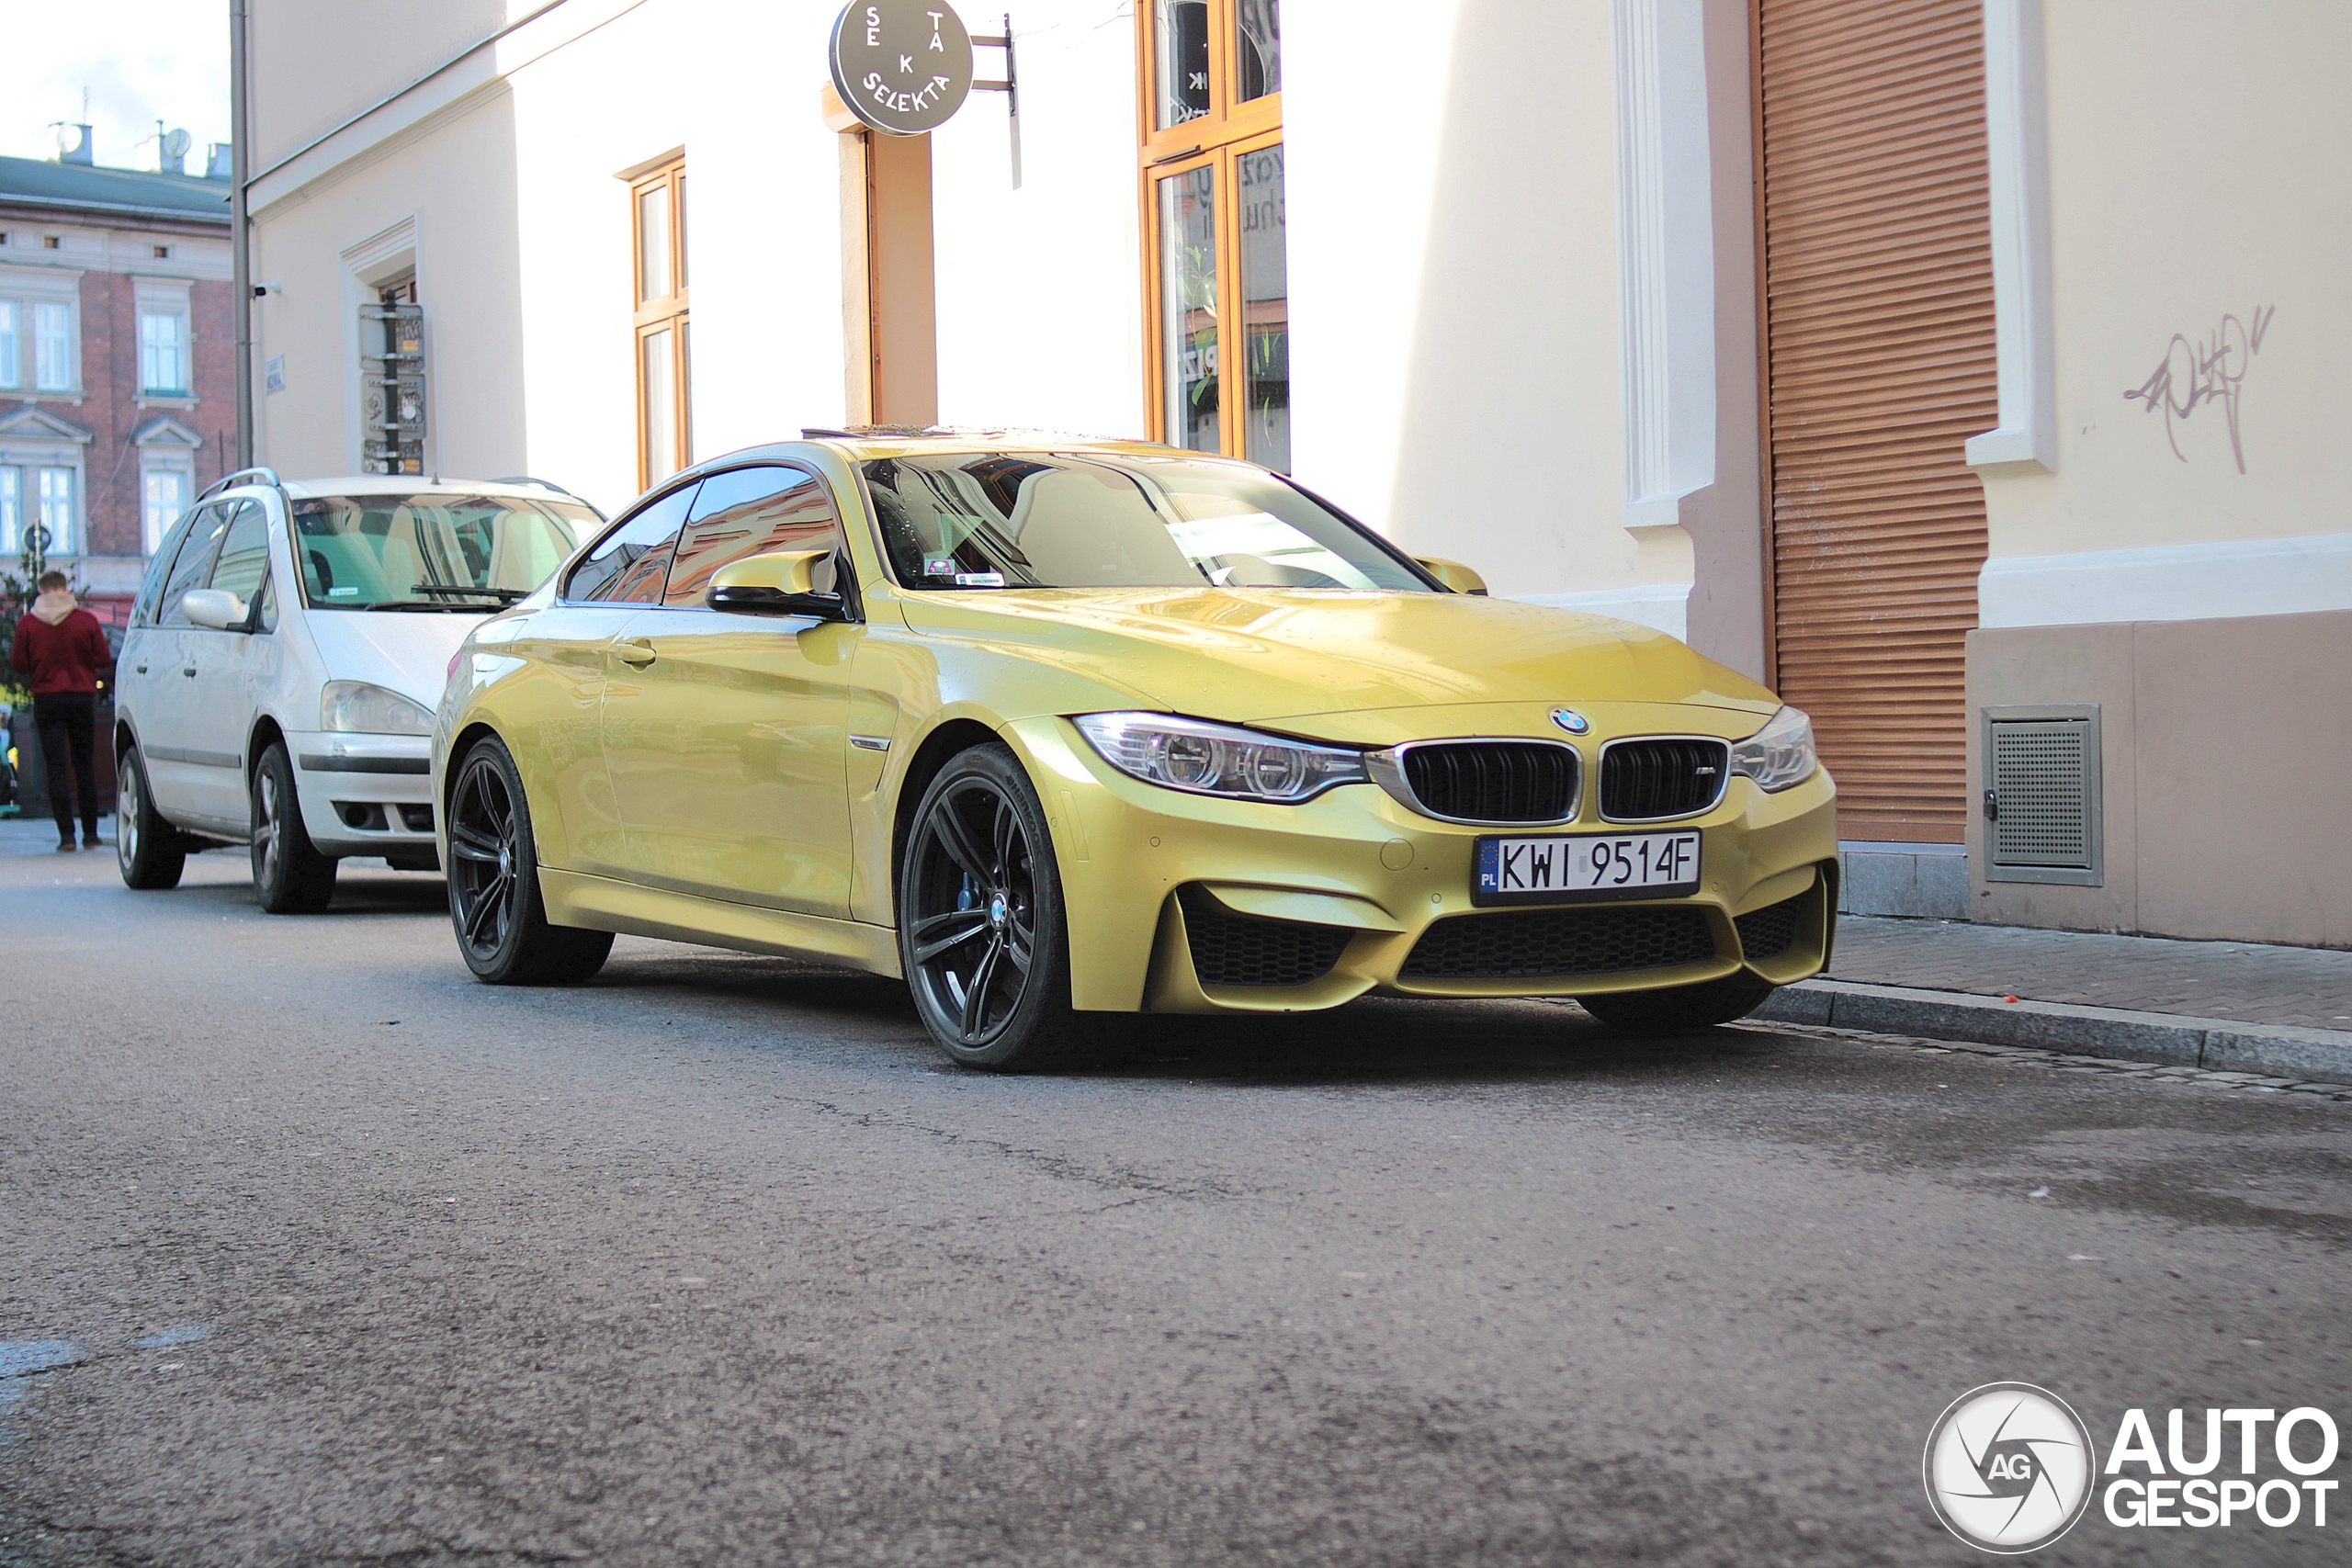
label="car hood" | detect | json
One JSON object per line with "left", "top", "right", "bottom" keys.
{"left": 895, "top": 588, "right": 1780, "bottom": 727}
{"left": 302, "top": 609, "right": 489, "bottom": 712}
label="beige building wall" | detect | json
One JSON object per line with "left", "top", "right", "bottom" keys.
{"left": 1965, "top": 0, "right": 2352, "bottom": 947}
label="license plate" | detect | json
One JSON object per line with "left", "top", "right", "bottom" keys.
{"left": 1474, "top": 830, "right": 1702, "bottom": 906}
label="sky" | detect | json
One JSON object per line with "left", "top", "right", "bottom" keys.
{"left": 4, "top": 0, "right": 232, "bottom": 172}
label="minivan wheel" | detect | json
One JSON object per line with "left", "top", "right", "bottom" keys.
{"left": 116, "top": 744, "right": 187, "bottom": 890}
{"left": 447, "top": 736, "right": 613, "bottom": 985}
{"left": 899, "top": 744, "right": 1120, "bottom": 1072}
{"left": 1576, "top": 972, "right": 1776, "bottom": 1033}
{"left": 251, "top": 742, "right": 337, "bottom": 913}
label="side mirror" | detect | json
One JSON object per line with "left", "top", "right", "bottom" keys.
{"left": 1414, "top": 556, "right": 1489, "bottom": 596}
{"left": 181, "top": 588, "right": 248, "bottom": 630}
{"left": 708, "top": 548, "right": 848, "bottom": 620}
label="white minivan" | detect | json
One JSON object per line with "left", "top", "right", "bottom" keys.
{"left": 114, "top": 468, "right": 602, "bottom": 910}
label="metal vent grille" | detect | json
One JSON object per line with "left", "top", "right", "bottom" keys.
{"left": 1399, "top": 742, "right": 1579, "bottom": 823}
{"left": 1180, "top": 888, "right": 1352, "bottom": 987}
{"left": 1984, "top": 705, "right": 2101, "bottom": 886}
{"left": 1400, "top": 907, "right": 1717, "bottom": 980}
{"left": 1600, "top": 739, "right": 1731, "bottom": 821}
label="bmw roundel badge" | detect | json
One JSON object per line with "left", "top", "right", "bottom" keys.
{"left": 1551, "top": 707, "right": 1591, "bottom": 736}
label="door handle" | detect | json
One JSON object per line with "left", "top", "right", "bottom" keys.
{"left": 134, "top": 664, "right": 148, "bottom": 674}
{"left": 615, "top": 638, "right": 657, "bottom": 667}
{"left": 181, "top": 667, "right": 198, "bottom": 678}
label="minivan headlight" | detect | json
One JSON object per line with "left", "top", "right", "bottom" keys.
{"left": 1073, "top": 712, "right": 1367, "bottom": 804}
{"left": 1730, "top": 705, "right": 1817, "bottom": 793}
{"left": 321, "top": 681, "right": 435, "bottom": 736}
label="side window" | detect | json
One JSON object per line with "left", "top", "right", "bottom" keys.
{"left": 206, "top": 502, "right": 271, "bottom": 614}
{"left": 157, "top": 503, "right": 232, "bottom": 626}
{"left": 254, "top": 571, "right": 279, "bottom": 634}
{"left": 133, "top": 507, "right": 200, "bottom": 626}
{"left": 564, "top": 481, "right": 698, "bottom": 604}
{"left": 663, "top": 465, "right": 844, "bottom": 607}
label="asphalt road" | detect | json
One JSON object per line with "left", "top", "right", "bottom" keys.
{"left": 3, "top": 832, "right": 2347, "bottom": 1566}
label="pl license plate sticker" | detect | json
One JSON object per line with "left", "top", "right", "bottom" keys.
{"left": 1474, "top": 830, "right": 1702, "bottom": 906}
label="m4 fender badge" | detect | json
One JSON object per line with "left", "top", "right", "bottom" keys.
{"left": 1550, "top": 707, "right": 1591, "bottom": 736}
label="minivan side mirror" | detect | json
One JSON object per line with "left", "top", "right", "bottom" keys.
{"left": 1414, "top": 556, "right": 1489, "bottom": 595}
{"left": 708, "top": 548, "right": 848, "bottom": 619}
{"left": 181, "top": 588, "right": 249, "bottom": 630}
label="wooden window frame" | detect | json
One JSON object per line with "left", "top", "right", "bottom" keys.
{"left": 630, "top": 158, "right": 691, "bottom": 491}
{"left": 1136, "top": 0, "right": 1282, "bottom": 457}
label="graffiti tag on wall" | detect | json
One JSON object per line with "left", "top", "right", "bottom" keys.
{"left": 2123, "top": 306, "right": 2275, "bottom": 474}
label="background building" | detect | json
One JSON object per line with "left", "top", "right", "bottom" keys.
{"left": 0, "top": 125, "right": 233, "bottom": 628}
{"left": 237, "top": 0, "right": 2350, "bottom": 949}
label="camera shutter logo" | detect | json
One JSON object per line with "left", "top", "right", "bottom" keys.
{"left": 1923, "top": 1382, "right": 2098, "bottom": 1553}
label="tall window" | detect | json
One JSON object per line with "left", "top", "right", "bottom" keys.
{"left": 36, "top": 466, "right": 74, "bottom": 555}
{"left": 631, "top": 157, "right": 690, "bottom": 490}
{"left": 1140, "top": 0, "right": 1287, "bottom": 468}
{"left": 0, "top": 302, "right": 17, "bottom": 389}
{"left": 141, "top": 310, "right": 187, "bottom": 394}
{"left": 33, "top": 301, "right": 72, "bottom": 390}
{"left": 143, "top": 467, "right": 188, "bottom": 554}
{"left": 0, "top": 467, "right": 17, "bottom": 553}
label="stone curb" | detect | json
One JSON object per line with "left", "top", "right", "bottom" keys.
{"left": 1754, "top": 979, "right": 2352, "bottom": 1087}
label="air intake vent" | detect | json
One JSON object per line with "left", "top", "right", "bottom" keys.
{"left": 1400, "top": 906, "right": 1716, "bottom": 980}
{"left": 1180, "top": 888, "right": 1353, "bottom": 987}
{"left": 1734, "top": 891, "right": 1807, "bottom": 962}
{"left": 1395, "top": 741, "right": 1578, "bottom": 823}
{"left": 1984, "top": 705, "right": 2101, "bottom": 886}
{"left": 1600, "top": 739, "right": 1730, "bottom": 821}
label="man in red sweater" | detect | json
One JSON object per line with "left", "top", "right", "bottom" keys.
{"left": 11, "top": 570, "right": 113, "bottom": 851}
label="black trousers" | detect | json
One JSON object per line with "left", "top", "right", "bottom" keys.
{"left": 34, "top": 692, "right": 99, "bottom": 840}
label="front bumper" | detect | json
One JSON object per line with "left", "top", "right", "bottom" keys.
{"left": 288, "top": 728, "right": 439, "bottom": 858}
{"left": 1004, "top": 715, "right": 1838, "bottom": 1014}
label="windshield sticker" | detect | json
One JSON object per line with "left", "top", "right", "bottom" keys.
{"left": 923, "top": 555, "right": 958, "bottom": 578}
{"left": 955, "top": 571, "right": 1006, "bottom": 588}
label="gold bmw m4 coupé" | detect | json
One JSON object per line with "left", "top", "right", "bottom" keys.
{"left": 433, "top": 434, "right": 1836, "bottom": 1069}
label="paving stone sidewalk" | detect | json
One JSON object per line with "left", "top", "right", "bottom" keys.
{"left": 1826, "top": 916, "right": 2352, "bottom": 1032}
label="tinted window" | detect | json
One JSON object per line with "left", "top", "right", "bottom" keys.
{"left": 566, "top": 481, "right": 698, "bottom": 604}
{"left": 158, "top": 503, "right": 232, "bottom": 626}
{"left": 862, "top": 452, "right": 1430, "bottom": 592}
{"left": 291, "top": 492, "right": 593, "bottom": 610}
{"left": 207, "top": 502, "right": 271, "bottom": 612}
{"left": 663, "top": 466, "right": 844, "bottom": 607}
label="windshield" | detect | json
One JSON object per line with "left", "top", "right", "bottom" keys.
{"left": 860, "top": 453, "right": 1433, "bottom": 592}
{"left": 289, "top": 493, "right": 596, "bottom": 611}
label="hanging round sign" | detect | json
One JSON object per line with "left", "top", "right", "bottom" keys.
{"left": 829, "top": 1, "right": 975, "bottom": 136}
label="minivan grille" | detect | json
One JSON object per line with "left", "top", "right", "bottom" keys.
{"left": 1400, "top": 906, "right": 1716, "bottom": 980}
{"left": 1180, "top": 888, "right": 1352, "bottom": 987}
{"left": 1400, "top": 742, "right": 1578, "bottom": 823}
{"left": 1600, "top": 739, "right": 1729, "bottom": 820}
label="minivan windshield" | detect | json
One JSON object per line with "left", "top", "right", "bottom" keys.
{"left": 289, "top": 493, "right": 596, "bottom": 611}
{"left": 860, "top": 453, "right": 1433, "bottom": 592}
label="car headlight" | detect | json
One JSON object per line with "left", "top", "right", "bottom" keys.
{"left": 1073, "top": 712, "right": 1367, "bottom": 803}
{"left": 1730, "top": 705, "right": 1818, "bottom": 792}
{"left": 321, "top": 681, "right": 435, "bottom": 736}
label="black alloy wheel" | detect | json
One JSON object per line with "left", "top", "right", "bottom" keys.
{"left": 115, "top": 744, "right": 186, "bottom": 890}
{"left": 251, "top": 741, "right": 338, "bottom": 913}
{"left": 447, "top": 736, "right": 613, "bottom": 985}
{"left": 899, "top": 745, "right": 1103, "bottom": 1071}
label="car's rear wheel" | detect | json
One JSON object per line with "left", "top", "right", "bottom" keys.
{"left": 899, "top": 744, "right": 1109, "bottom": 1072}
{"left": 251, "top": 742, "right": 337, "bottom": 913}
{"left": 1576, "top": 972, "right": 1776, "bottom": 1032}
{"left": 115, "top": 744, "right": 186, "bottom": 890}
{"left": 447, "top": 736, "right": 613, "bottom": 985}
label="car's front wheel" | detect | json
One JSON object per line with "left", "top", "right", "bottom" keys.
{"left": 1576, "top": 972, "right": 1776, "bottom": 1032}
{"left": 251, "top": 741, "right": 337, "bottom": 913}
{"left": 116, "top": 743, "right": 186, "bottom": 890}
{"left": 447, "top": 736, "right": 613, "bottom": 985}
{"left": 899, "top": 744, "right": 1108, "bottom": 1072}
